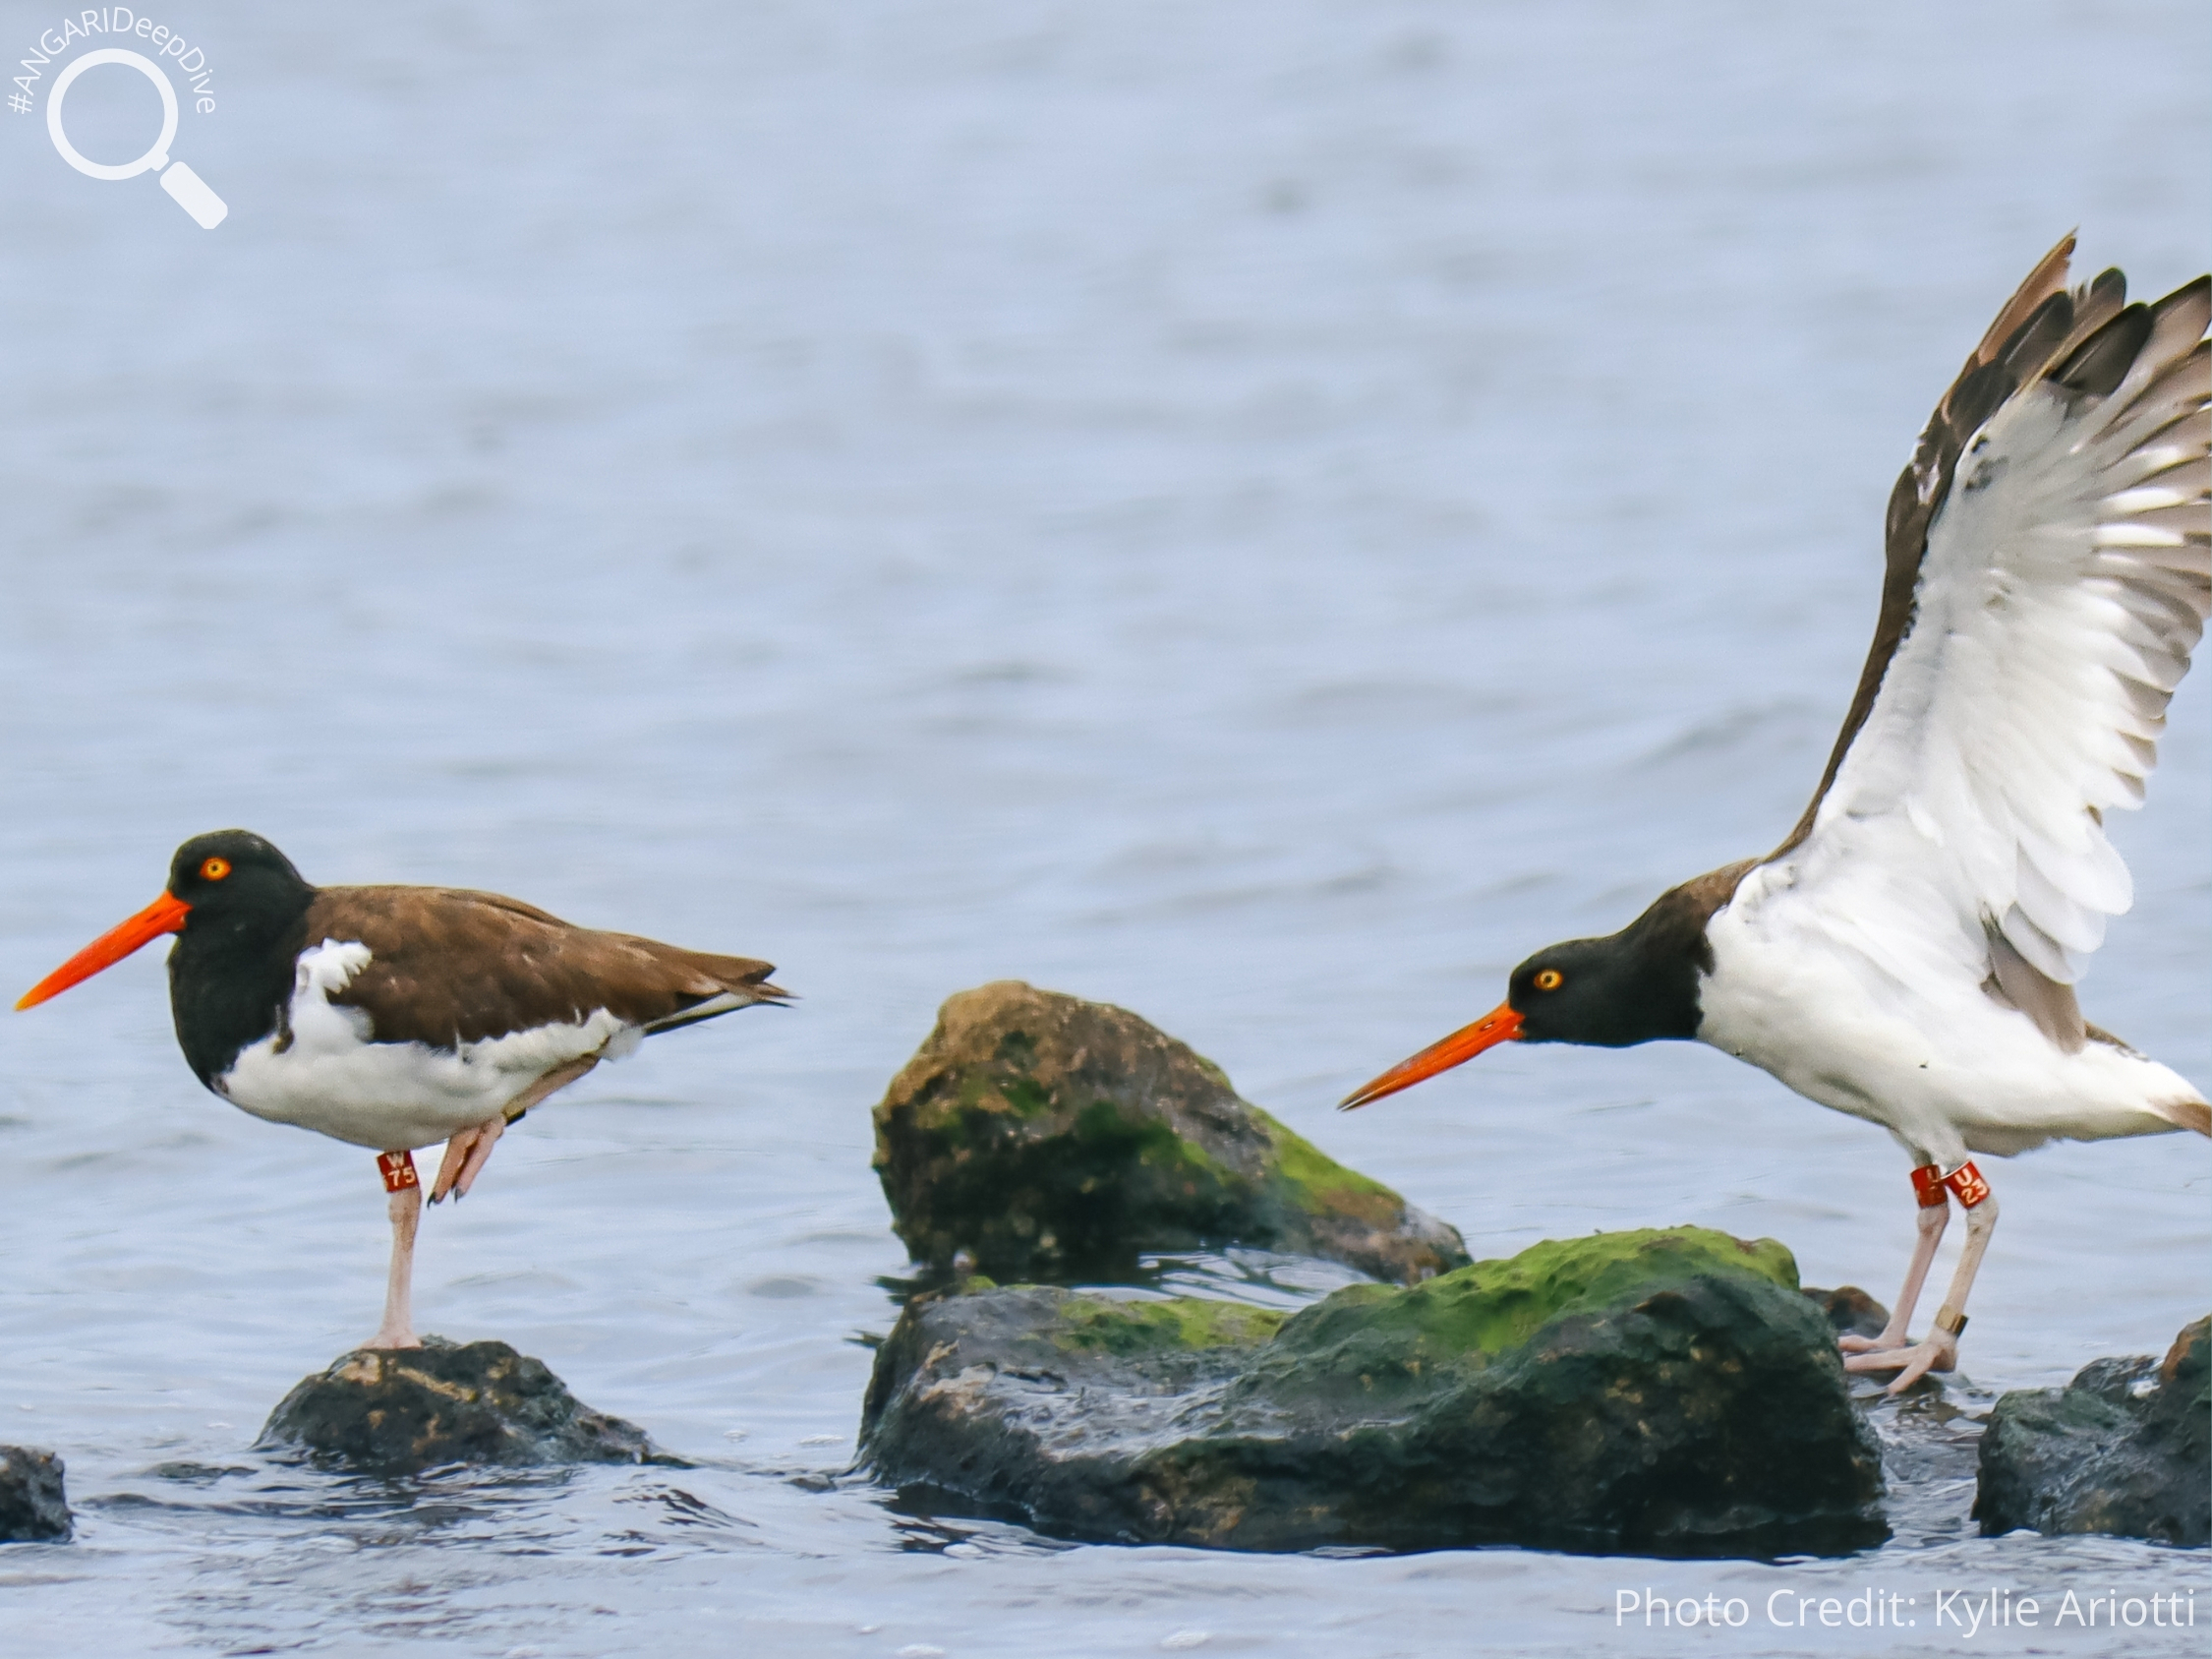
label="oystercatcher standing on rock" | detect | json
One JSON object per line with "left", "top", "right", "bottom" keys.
{"left": 17, "top": 831, "right": 786, "bottom": 1349}
{"left": 1342, "top": 236, "right": 2211, "bottom": 1391}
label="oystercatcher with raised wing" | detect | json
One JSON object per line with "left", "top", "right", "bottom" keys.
{"left": 17, "top": 831, "right": 786, "bottom": 1349}
{"left": 1341, "top": 237, "right": 2210, "bottom": 1391}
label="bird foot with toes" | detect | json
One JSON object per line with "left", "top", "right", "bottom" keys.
{"left": 432, "top": 1116, "right": 505, "bottom": 1203}
{"left": 1843, "top": 1333, "right": 1956, "bottom": 1392}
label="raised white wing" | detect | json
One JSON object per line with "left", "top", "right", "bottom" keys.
{"left": 1781, "top": 253, "right": 2209, "bottom": 1044}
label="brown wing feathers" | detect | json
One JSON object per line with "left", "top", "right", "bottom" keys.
{"left": 1773, "top": 236, "right": 2203, "bottom": 858}
{"left": 309, "top": 886, "right": 785, "bottom": 1048}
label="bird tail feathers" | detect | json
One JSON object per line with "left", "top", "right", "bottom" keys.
{"left": 2150, "top": 1096, "right": 2212, "bottom": 1137}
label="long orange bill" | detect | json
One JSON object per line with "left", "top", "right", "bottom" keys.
{"left": 15, "top": 892, "right": 193, "bottom": 1010}
{"left": 1339, "top": 1000, "right": 1525, "bottom": 1110}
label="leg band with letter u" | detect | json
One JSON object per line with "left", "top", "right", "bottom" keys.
{"left": 1941, "top": 1160, "right": 1990, "bottom": 1208}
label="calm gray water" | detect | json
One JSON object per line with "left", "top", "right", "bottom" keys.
{"left": 1, "top": 3, "right": 2206, "bottom": 1654}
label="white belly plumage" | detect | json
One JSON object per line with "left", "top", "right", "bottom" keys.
{"left": 213, "top": 939, "right": 639, "bottom": 1152}
{"left": 1697, "top": 864, "right": 2205, "bottom": 1168}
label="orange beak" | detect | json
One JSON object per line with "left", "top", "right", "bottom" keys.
{"left": 15, "top": 891, "right": 193, "bottom": 1011}
{"left": 1339, "top": 999, "right": 1524, "bottom": 1109}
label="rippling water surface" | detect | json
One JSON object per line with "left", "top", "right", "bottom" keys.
{"left": 2, "top": 3, "right": 2207, "bottom": 1654}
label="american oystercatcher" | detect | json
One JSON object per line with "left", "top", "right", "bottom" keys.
{"left": 1341, "top": 237, "right": 2211, "bottom": 1391}
{"left": 17, "top": 831, "right": 786, "bottom": 1349}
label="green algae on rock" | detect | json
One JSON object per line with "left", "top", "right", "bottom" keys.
{"left": 1051, "top": 1294, "right": 1289, "bottom": 1358}
{"left": 1225, "top": 1227, "right": 1796, "bottom": 1405}
{"left": 860, "top": 1226, "right": 1886, "bottom": 1557}
{"left": 1973, "top": 1316, "right": 2209, "bottom": 1546}
{"left": 872, "top": 981, "right": 1468, "bottom": 1283}
{"left": 259, "top": 1338, "right": 676, "bottom": 1476}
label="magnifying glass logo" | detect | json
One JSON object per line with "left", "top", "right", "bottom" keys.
{"left": 46, "top": 49, "right": 227, "bottom": 229}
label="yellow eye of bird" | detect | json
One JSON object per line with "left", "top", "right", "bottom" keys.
{"left": 1535, "top": 969, "right": 1564, "bottom": 991}
{"left": 201, "top": 857, "right": 232, "bottom": 881}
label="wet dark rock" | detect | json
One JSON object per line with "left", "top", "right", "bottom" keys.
{"left": 1973, "top": 1316, "right": 2209, "bottom": 1545}
{"left": 0, "top": 1445, "right": 71, "bottom": 1543}
{"left": 861, "top": 1226, "right": 1887, "bottom": 1557}
{"left": 259, "top": 1338, "right": 675, "bottom": 1476}
{"left": 1802, "top": 1285, "right": 1890, "bottom": 1339}
{"left": 873, "top": 981, "right": 1469, "bottom": 1285}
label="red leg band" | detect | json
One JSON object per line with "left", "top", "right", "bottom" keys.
{"left": 378, "top": 1150, "right": 418, "bottom": 1193}
{"left": 1941, "top": 1160, "right": 1991, "bottom": 1208}
{"left": 1910, "top": 1163, "right": 1948, "bottom": 1209}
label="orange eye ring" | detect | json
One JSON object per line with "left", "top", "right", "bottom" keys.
{"left": 200, "top": 857, "right": 232, "bottom": 881}
{"left": 1534, "top": 969, "right": 1564, "bottom": 991}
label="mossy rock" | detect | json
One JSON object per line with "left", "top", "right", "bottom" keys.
{"left": 259, "top": 1338, "right": 677, "bottom": 1477}
{"left": 1973, "top": 1316, "right": 2209, "bottom": 1545}
{"left": 872, "top": 981, "right": 1468, "bottom": 1283}
{"left": 860, "top": 1226, "right": 1886, "bottom": 1557}
{"left": 1229, "top": 1227, "right": 1798, "bottom": 1408}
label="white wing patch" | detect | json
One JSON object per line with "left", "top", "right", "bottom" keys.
{"left": 1798, "top": 287, "right": 2209, "bottom": 992}
{"left": 217, "top": 938, "right": 636, "bottom": 1150}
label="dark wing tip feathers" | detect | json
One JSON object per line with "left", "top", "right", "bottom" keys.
{"left": 2051, "top": 304, "right": 2153, "bottom": 399}
{"left": 1965, "top": 232, "right": 2074, "bottom": 363}
{"left": 641, "top": 945, "right": 792, "bottom": 1033}
{"left": 2160, "top": 272, "right": 2212, "bottom": 319}
{"left": 705, "top": 954, "right": 793, "bottom": 1006}
{"left": 662, "top": 945, "right": 787, "bottom": 996}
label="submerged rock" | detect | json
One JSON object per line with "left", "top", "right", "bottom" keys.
{"left": 1973, "top": 1316, "right": 2209, "bottom": 1546}
{"left": 260, "top": 1338, "right": 671, "bottom": 1476}
{"left": 0, "top": 1445, "right": 71, "bottom": 1543}
{"left": 1802, "top": 1285, "right": 1890, "bottom": 1340}
{"left": 861, "top": 1226, "right": 1886, "bottom": 1557}
{"left": 873, "top": 981, "right": 1468, "bottom": 1284}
